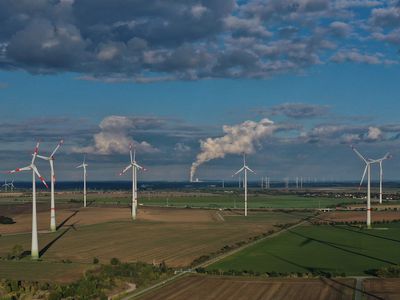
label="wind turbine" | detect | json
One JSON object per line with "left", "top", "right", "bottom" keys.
{"left": 233, "top": 154, "right": 255, "bottom": 217}
{"left": 352, "top": 146, "right": 374, "bottom": 229}
{"left": 37, "top": 139, "right": 63, "bottom": 232}
{"left": 9, "top": 180, "right": 15, "bottom": 191}
{"left": 369, "top": 153, "right": 391, "bottom": 204}
{"left": 7, "top": 142, "right": 48, "bottom": 259}
{"left": 2, "top": 179, "right": 8, "bottom": 192}
{"left": 120, "top": 144, "right": 144, "bottom": 220}
{"left": 76, "top": 156, "right": 88, "bottom": 208}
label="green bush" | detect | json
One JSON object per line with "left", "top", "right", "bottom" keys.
{"left": 0, "top": 216, "right": 15, "bottom": 224}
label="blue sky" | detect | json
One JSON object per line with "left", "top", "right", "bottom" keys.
{"left": 1, "top": 0, "right": 400, "bottom": 182}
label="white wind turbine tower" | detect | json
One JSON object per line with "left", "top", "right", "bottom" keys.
{"left": 7, "top": 142, "right": 48, "bottom": 259}
{"left": 2, "top": 179, "right": 8, "bottom": 192}
{"left": 352, "top": 146, "right": 374, "bottom": 229}
{"left": 369, "top": 153, "right": 391, "bottom": 204}
{"left": 233, "top": 154, "right": 255, "bottom": 217}
{"left": 120, "top": 144, "right": 144, "bottom": 220}
{"left": 8, "top": 180, "right": 15, "bottom": 191}
{"left": 77, "top": 156, "right": 88, "bottom": 208}
{"left": 37, "top": 139, "right": 63, "bottom": 232}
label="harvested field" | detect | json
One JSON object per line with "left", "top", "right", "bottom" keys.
{"left": 0, "top": 210, "right": 310, "bottom": 269}
{"left": 139, "top": 207, "right": 221, "bottom": 223}
{"left": 139, "top": 275, "right": 356, "bottom": 300}
{"left": 0, "top": 260, "right": 93, "bottom": 283}
{"left": 314, "top": 210, "right": 400, "bottom": 224}
{"left": 362, "top": 278, "right": 400, "bottom": 300}
{"left": 0, "top": 206, "right": 131, "bottom": 234}
{"left": 0, "top": 206, "right": 221, "bottom": 235}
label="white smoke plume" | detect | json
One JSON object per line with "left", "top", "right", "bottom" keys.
{"left": 190, "top": 118, "right": 275, "bottom": 181}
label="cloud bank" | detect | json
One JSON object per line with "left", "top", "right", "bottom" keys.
{"left": 0, "top": 0, "right": 399, "bottom": 81}
{"left": 72, "top": 115, "right": 159, "bottom": 155}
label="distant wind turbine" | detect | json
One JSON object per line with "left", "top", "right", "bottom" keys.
{"left": 233, "top": 154, "right": 255, "bottom": 217}
{"left": 76, "top": 156, "right": 88, "bottom": 208}
{"left": 37, "top": 139, "right": 63, "bottom": 232}
{"left": 352, "top": 146, "right": 374, "bottom": 229}
{"left": 8, "top": 180, "right": 15, "bottom": 191}
{"left": 7, "top": 142, "right": 48, "bottom": 259}
{"left": 2, "top": 179, "right": 9, "bottom": 192}
{"left": 369, "top": 153, "right": 391, "bottom": 204}
{"left": 120, "top": 144, "right": 145, "bottom": 220}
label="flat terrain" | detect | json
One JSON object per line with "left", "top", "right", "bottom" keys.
{"left": 139, "top": 275, "right": 356, "bottom": 300}
{"left": 0, "top": 191, "right": 365, "bottom": 209}
{"left": 0, "top": 207, "right": 313, "bottom": 282}
{"left": 209, "top": 223, "right": 400, "bottom": 276}
{"left": 314, "top": 210, "right": 400, "bottom": 224}
{"left": 0, "top": 206, "right": 220, "bottom": 235}
{"left": 362, "top": 278, "right": 400, "bottom": 300}
{"left": 0, "top": 260, "right": 93, "bottom": 283}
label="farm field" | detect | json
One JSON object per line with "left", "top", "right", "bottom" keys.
{"left": 209, "top": 223, "right": 400, "bottom": 276}
{"left": 362, "top": 278, "right": 400, "bottom": 300}
{"left": 0, "top": 191, "right": 366, "bottom": 209}
{"left": 0, "top": 208, "right": 313, "bottom": 282}
{"left": 0, "top": 260, "right": 93, "bottom": 283}
{"left": 313, "top": 210, "right": 400, "bottom": 224}
{"left": 139, "top": 275, "right": 356, "bottom": 300}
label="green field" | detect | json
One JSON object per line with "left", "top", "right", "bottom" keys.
{"left": 209, "top": 223, "right": 400, "bottom": 276}
{"left": 0, "top": 191, "right": 366, "bottom": 209}
{"left": 139, "top": 194, "right": 363, "bottom": 209}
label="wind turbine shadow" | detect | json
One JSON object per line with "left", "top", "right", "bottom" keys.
{"left": 332, "top": 224, "right": 400, "bottom": 244}
{"left": 56, "top": 210, "right": 79, "bottom": 230}
{"left": 269, "top": 253, "right": 384, "bottom": 300}
{"left": 288, "top": 229, "right": 397, "bottom": 266}
{"left": 321, "top": 277, "right": 384, "bottom": 300}
{"left": 40, "top": 222, "right": 77, "bottom": 257}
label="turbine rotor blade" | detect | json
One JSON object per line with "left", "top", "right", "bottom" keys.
{"left": 32, "top": 165, "right": 48, "bottom": 188}
{"left": 8, "top": 166, "right": 31, "bottom": 174}
{"left": 351, "top": 145, "right": 368, "bottom": 163}
{"left": 233, "top": 166, "right": 245, "bottom": 176}
{"left": 133, "top": 162, "right": 143, "bottom": 170}
{"left": 120, "top": 164, "right": 132, "bottom": 176}
{"left": 359, "top": 165, "right": 368, "bottom": 189}
{"left": 129, "top": 144, "right": 133, "bottom": 163}
{"left": 245, "top": 166, "right": 256, "bottom": 174}
{"left": 36, "top": 154, "right": 50, "bottom": 160}
{"left": 50, "top": 139, "right": 64, "bottom": 158}
{"left": 31, "top": 141, "right": 40, "bottom": 164}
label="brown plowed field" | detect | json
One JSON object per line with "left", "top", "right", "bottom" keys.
{"left": 0, "top": 209, "right": 307, "bottom": 268}
{"left": 314, "top": 211, "right": 400, "bottom": 224}
{"left": 363, "top": 278, "right": 400, "bottom": 300}
{"left": 0, "top": 206, "right": 220, "bottom": 235}
{"left": 140, "top": 275, "right": 355, "bottom": 300}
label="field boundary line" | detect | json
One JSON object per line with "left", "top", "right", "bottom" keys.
{"left": 123, "top": 217, "right": 310, "bottom": 299}
{"left": 197, "top": 218, "right": 309, "bottom": 268}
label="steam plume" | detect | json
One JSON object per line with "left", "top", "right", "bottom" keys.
{"left": 190, "top": 118, "right": 275, "bottom": 181}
